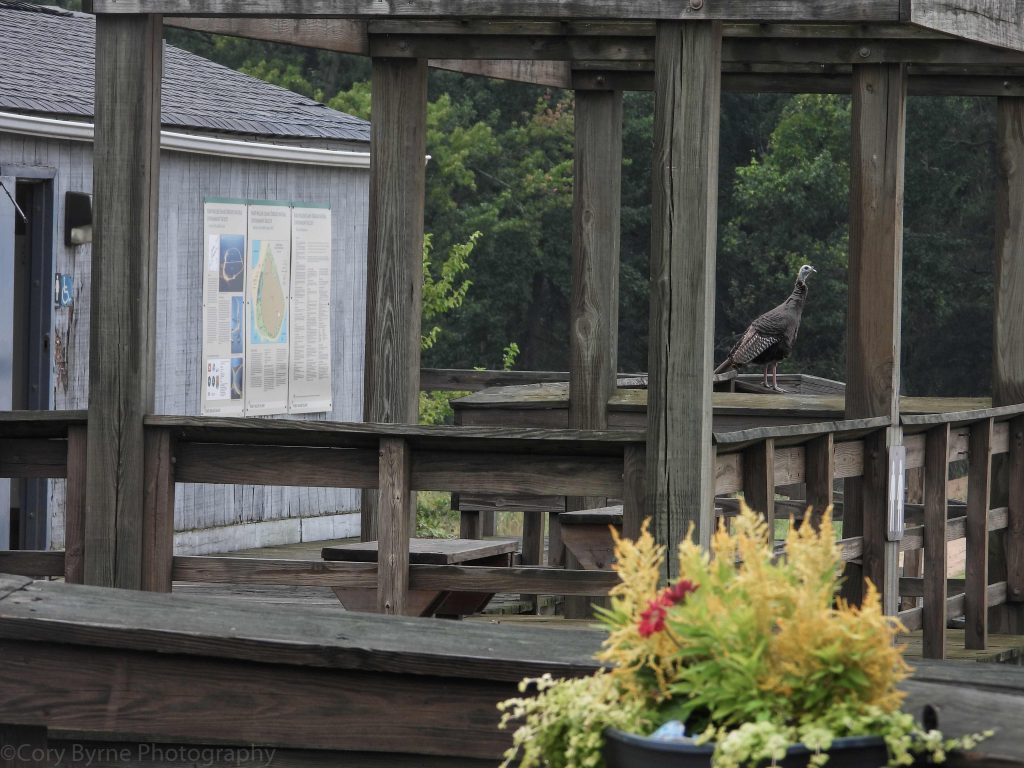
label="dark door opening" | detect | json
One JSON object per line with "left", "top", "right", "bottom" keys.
{"left": 2, "top": 175, "right": 54, "bottom": 550}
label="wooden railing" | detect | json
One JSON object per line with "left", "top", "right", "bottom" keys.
{"left": 896, "top": 405, "right": 1024, "bottom": 658}
{"left": 1, "top": 404, "right": 1022, "bottom": 657}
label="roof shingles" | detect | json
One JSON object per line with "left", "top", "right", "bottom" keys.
{"left": 0, "top": 2, "right": 370, "bottom": 144}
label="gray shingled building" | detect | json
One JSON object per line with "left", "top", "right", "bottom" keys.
{"left": 0, "top": 1, "right": 370, "bottom": 553}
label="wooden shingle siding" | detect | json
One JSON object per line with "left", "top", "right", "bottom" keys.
{"left": 0, "top": 133, "right": 368, "bottom": 551}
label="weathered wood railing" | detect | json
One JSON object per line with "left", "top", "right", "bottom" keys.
{"left": 896, "top": 405, "right": 1024, "bottom": 658}
{"left": 1, "top": 405, "right": 1023, "bottom": 656}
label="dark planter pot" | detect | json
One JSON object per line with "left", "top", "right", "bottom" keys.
{"left": 603, "top": 728, "right": 889, "bottom": 768}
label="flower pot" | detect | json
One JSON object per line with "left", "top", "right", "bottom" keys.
{"left": 603, "top": 728, "right": 889, "bottom": 768}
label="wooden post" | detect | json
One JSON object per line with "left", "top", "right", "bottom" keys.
{"left": 85, "top": 14, "right": 162, "bottom": 589}
{"left": 993, "top": 99, "right": 1024, "bottom": 627}
{"left": 901, "top": 466, "right": 925, "bottom": 609}
{"left": 804, "top": 433, "right": 834, "bottom": 530}
{"left": 966, "top": 418, "right": 994, "bottom": 650}
{"left": 741, "top": 439, "right": 775, "bottom": 539}
{"left": 377, "top": 437, "right": 412, "bottom": 615}
{"left": 564, "top": 88, "right": 623, "bottom": 567}
{"left": 361, "top": 57, "right": 427, "bottom": 542}
{"left": 647, "top": 21, "right": 721, "bottom": 577}
{"left": 1008, "top": 416, "right": 1024, "bottom": 603}
{"left": 141, "top": 427, "right": 176, "bottom": 592}
{"left": 63, "top": 425, "right": 87, "bottom": 584}
{"left": 845, "top": 63, "right": 907, "bottom": 612}
{"left": 995, "top": 98, "right": 1024, "bottom": 407}
{"left": 923, "top": 424, "right": 950, "bottom": 659}
{"left": 621, "top": 444, "right": 646, "bottom": 541}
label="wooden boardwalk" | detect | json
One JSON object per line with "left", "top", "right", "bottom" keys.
{"left": 2, "top": 573, "right": 1024, "bottom": 766}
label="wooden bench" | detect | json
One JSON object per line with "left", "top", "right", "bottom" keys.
{"left": 322, "top": 537, "right": 518, "bottom": 618}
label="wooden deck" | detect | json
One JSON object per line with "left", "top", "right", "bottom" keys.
{"left": 2, "top": 574, "right": 1024, "bottom": 766}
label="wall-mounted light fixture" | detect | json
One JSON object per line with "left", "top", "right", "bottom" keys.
{"left": 64, "top": 191, "right": 92, "bottom": 246}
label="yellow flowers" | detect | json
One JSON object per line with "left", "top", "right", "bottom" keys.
{"left": 598, "top": 502, "right": 909, "bottom": 725}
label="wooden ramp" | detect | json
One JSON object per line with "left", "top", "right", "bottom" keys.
{"left": 2, "top": 574, "right": 1024, "bottom": 766}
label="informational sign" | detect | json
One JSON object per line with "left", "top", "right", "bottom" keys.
{"left": 289, "top": 204, "right": 333, "bottom": 414}
{"left": 200, "top": 198, "right": 332, "bottom": 417}
{"left": 201, "top": 199, "right": 247, "bottom": 416}
{"left": 244, "top": 202, "right": 292, "bottom": 416}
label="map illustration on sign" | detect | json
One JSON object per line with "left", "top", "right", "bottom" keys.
{"left": 219, "top": 234, "right": 245, "bottom": 293}
{"left": 249, "top": 239, "right": 288, "bottom": 344}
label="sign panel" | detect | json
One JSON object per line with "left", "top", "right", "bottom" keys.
{"left": 244, "top": 202, "right": 292, "bottom": 416}
{"left": 201, "top": 199, "right": 247, "bottom": 416}
{"left": 289, "top": 203, "right": 333, "bottom": 414}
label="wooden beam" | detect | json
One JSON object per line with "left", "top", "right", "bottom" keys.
{"left": 922, "top": 423, "right": 949, "bottom": 659}
{"left": 163, "top": 16, "right": 370, "bottom": 52}
{"left": 377, "top": 437, "right": 412, "bottom": 615}
{"left": 804, "top": 433, "right": 833, "bottom": 529}
{"left": 995, "top": 97, "right": 1024, "bottom": 407}
{"left": 847, "top": 63, "right": 906, "bottom": 424}
{"left": 576, "top": 69, "right": 1024, "bottom": 97}
{"left": 93, "top": 0, "right": 904, "bottom": 23}
{"left": 741, "top": 439, "right": 776, "bottom": 536}
{"left": 372, "top": 34, "right": 1024, "bottom": 66}
{"left": 63, "top": 426, "right": 86, "bottom": 584}
{"left": 1009, "top": 416, "right": 1024, "bottom": 603}
{"left": 845, "top": 63, "right": 906, "bottom": 613}
{"left": 910, "top": 0, "right": 1024, "bottom": 54}
{"left": 427, "top": 59, "right": 572, "bottom": 87}
{"left": 621, "top": 444, "right": 646, "bottom": 540}
{"left": 141, "top": 428, "right": 175, "bottom": 592}
{"left": 569, "top": 89, "right": 622, "bottom": 440}
{"left": 647, "top": 21, "right": 720, "bottom": 576}
{"left": 86, "top": 14, "right": 163, "bottom": 590}
{"left": 966, "top": 418, "right": 994, "bottom": 649}
{"left": 361, "top": 57, "right": 427, "bottom": 541}
{"left": 565, "top": 88, "right": 622, "bottom": 575}
{"left": 162, "top": 17, "right": 574, "bottom": 88}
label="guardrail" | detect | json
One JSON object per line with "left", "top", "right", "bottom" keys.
{"left": 1, "top": 404, "right": 1022, "bottom": 657}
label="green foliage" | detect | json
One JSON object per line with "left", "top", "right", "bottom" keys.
{"left": 422, "top": 231, "right": 478, "bottom": 351}
{"left": 414, "top": 491, "right": 459, "bottom": 538}
{"left": 717, "top": 94, "right": 851, "bottom": 381}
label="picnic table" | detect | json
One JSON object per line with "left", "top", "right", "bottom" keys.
{"left": 322, "top": 537, "right": 518, "bottom": 617}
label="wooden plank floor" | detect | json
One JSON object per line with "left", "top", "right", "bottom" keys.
{"left": 900, "top": 629, "right": 1024, "bottom": 663}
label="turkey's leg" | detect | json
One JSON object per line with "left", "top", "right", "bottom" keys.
{"left": 762, "top": 366, "right": 771, "bottom": 388}
{"left": 771, "top": 363, "right": 785, "bottom": 393}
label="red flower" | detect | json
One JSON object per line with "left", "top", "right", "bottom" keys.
{"left": 636, "top": 579, "right": 698, "bottom": 638}
{"left": 638, "top": 601, "right": 667, "bottom": 637}
{"left": 665, "top": 579, "right": 698, "bottom": 605}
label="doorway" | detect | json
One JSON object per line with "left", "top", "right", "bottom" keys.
{"left": 1, "top": 171, "right": 54, "bottom": 550}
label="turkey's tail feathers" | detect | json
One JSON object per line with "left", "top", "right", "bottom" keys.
{"left": 714, "top": 358, "right": 734, "bottom": 375}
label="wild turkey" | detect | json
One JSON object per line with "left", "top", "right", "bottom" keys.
{"left": 714, "top": 264, "right": 817, "bottom": 392}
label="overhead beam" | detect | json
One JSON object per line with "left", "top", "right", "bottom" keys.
{"left": 575, "top": 69, "right": 1024, "bottom": 97}
{"left": 910, "top": 0, "right": 1024, "bottom": 54}
{"left": 369, "top": 35, "right": 1024, "bottom": 66}
{"left": 95, "top": 0, "right": 903, "bottom": 22}
{"left": 646, "top": 21, "right": 721, "bottom": 575}
{"left": 368, "top": 20, "right": 950, "bottom": 38}
{"left": 163, "top": 17, "right": 573, "bottom": 87}
{"left": 85, "top": 14, "right": 163, "bottom": 589}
